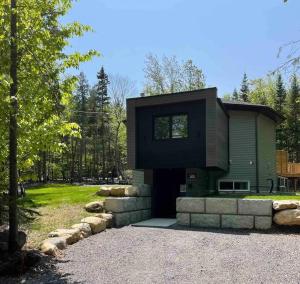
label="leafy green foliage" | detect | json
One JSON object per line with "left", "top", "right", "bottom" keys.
{"left": 0, "top": 0, "right": 98, "bottom": 224}
{"left": 286, "top": 75, "right": 300, "bottom": 161}
{"left": 143, "top": 54, "right": 206, "bottom": 96}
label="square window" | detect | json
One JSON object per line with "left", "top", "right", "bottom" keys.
{"left": 219, "top": 180, "right": 250, "bottom": 192}
{"left": 219, "top": 181, "right": 234, "bottom": 190}
{"left": 172, "top": 115, "right": 188, "bottom": 138}
{"left": 154, "top": 116, "right": 170, "bottom": 140}
{"left": 234, "top": 181, "right": 248, "bottom": 190}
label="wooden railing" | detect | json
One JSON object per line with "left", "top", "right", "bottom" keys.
{"left": 277, "top": 150, "right": 300, "bottom": 177}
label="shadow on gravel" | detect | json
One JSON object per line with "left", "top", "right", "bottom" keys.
{"left": 1, "top": 254, "right": 80, "bottom": 284}
{"left": 166, "top": 224, "right": 300, "bottom": 236}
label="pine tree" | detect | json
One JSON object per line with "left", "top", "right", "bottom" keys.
{"left": 75, "top": 72, "right": 89, "bottom": 126}
{"left": 75, "top": 72, "right": 90, "bottom": 180}
{"left": 232, "top": 88, "right": 239, "bottom": 101}
{"left": 96, "top": 67, "right": 110, "bottom": 177}
{"left": 240, "top": 73, "right": 249, "bottom": 102}
{"left": 275, "top": 73, "right": 287, "bottom": 150}
{"left": 286, "top": 74, "right": 300, "bottom": 161}
{"left": 275, "top": 74, "right": 286, "bottom": 114}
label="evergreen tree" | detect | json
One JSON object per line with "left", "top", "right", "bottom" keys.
{"left": 74, "top": 72, "right": 90, "bottom": 180}
{"left": 232, "top": 88, "right": 239, "bottom": 101}
{"left": 275, "top": 73, "right": 287, "bottom": 150}
{"left": 96, "top": 67, "right": 110, "bottom": 177}
{"left": 75, "top": 72, "right": 89, "bottom": 126}
{"left": 286, "top": 74, "right": 300, "bottom": 161}
{"left": 240, "top": 73, "right": 249, "bottom": 102}
{"left": 275, "top": 74, "right": 286, "bottom": 114}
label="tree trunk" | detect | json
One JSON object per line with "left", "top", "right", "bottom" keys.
{"left": 8, "top": 0, "right": 19, "bottom": 253}
{"left": 42, "top": 151, "right": 47, "bottom": 183}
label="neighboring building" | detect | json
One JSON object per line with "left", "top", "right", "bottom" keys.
{"left": 126, "top": 88, "right": 283, "bottom": 217}
{"left": 277, "top": 150, "right": 300, "bottom": 191}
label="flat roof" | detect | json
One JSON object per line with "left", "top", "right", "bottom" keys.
{"left": 126, "top": 87, "right": 283, "bottom": 123}
{"left": 127, "top": 87, "right": 217, "bottom": 101}
{"left": 221, "top": 99, "right": 284, "bottom": 123}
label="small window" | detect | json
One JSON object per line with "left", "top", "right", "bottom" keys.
{"left": 154, "top": 114, "right": 188, "bottom": 140}
{"left": 154, "top": 116, "right": 170, "bottom": 140}
{"left": 219, "top": 181, "right": 234, "bottom": 191}
{"left": 172, "top": 115, "right": 188, "bottom": 138}
{"left": 234, "top": 181, "right": 248, "bottom": 190}
{"left": 218, "top": 180, "right": 250, "bottom": 192}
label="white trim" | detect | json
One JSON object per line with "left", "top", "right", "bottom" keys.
{"left": 218, "top": 180, "right": 250, "bottom": 192}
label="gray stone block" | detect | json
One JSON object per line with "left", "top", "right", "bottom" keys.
{"left": 191, "top": 214, "right": 220, "bottom": 228}
{"left": 136, "top": 197, "right": 151, "bottom": 210}
{"left": 114, "top": 212, "right": 131, "bottom": 227}
{"left": 176, "top": 197, "right": 205, "bottom": 213}
{"left": 176, "top": 213, "right": 190, "bottom": 226}
{"left": 222, "top": 215, "right": 254, "bottom": 229}
{"left": 105, "top": 197, "right": 137, "bottom": 213}
{"left": 141, "top": 209, "right": 151, "bottom": 220}
{"left": 136, "top": 184, "right": 152, "bottom": 197}
{"left": 255, "top": 216, "right": 272, "bottom": 230}
{"left": 206, "top": 198, "right": 237, "bottom": 214}
{"left": 238, "top": 199, "right": 273, "bottom": 216}
{"left": 130, "top": 211, "right": 143, "bottom": 223}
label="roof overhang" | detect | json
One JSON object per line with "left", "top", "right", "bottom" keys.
{"left": 222, "top": 101, "right": 284, "bottom": 123}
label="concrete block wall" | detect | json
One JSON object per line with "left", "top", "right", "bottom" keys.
{"left": 105, "top": 185, "right": 152, "bottom": 227}
{"left": 177, "top": 197, "right": 273, "bottom": 230}
{"left": 132, "top": 170, "right": 145, "bottom": 186}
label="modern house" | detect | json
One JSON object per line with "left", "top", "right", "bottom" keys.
{"left": 126, "top": 88, "right": 283, "bottom": 217}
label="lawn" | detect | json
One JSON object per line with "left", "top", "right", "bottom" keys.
{"left": 21, "top": 184, "right": 105, "bottom": 249}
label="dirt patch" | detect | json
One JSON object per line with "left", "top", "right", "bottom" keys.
{"left": 22, "top": 204, "right": 92, "bottom": 249}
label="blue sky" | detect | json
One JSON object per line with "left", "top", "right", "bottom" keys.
{"left": 64, "top": 0, "right": 300, "bottom": 97}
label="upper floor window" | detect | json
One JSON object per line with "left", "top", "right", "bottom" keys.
{"left": 154, "top": 114, "right": 188, "bottom": 140}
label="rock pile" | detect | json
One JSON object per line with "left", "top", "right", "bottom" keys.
{"left": 273, "top": 200, "right": 300, "bottom": 226}
{"left": 96, "top": 185, "right": 150, "bottom": 198}
{"left": 0, "top": 228, "right": 27, "bottom": 252}
{"left": 40, "top": 213, "right": 113, "bottom": 256}
{"left": 84, "top": 201, "right": 104, "bottom": 213}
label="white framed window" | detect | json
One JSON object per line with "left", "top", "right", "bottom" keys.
{"left": 218, "top": 180, "right": 250, "bottom": 192}
{"left": 278, "top": 176, "right": 288, "bottom": 190}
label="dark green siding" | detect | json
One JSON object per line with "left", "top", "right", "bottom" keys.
{"left": 220, "top": 111, "right": 277, "bottom": 192}
{"left": 257, "top": 114, "right": 277, "bottom": 191}
{"left": 220, "top": 111, "right": 257, "bottom": 190}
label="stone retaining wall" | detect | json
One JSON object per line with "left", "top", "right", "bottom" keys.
{"left": 177, "top": 197, "right": 273, "bottom": 230}
{"left": 104, "top": 185, "right": 152, "bottom": 227}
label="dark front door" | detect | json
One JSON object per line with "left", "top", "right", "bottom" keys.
{"left": 153, "top": 168, "right": 186, "bottom": 218}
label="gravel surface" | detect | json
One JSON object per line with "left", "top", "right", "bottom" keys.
{"left": 3, "top": 226, "right": 300, "bottom": 284}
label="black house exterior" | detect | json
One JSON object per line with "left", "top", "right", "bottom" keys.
{"left": 126, "top": 88, "right": 282, "bottom": 217}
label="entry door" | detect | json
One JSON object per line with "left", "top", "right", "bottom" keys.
{"left": 153, "top": 168, "right": 186, "bottom": 218}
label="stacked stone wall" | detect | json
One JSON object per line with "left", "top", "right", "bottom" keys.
{"left": 177, "top": 197, "right": 273, "bottom": 230}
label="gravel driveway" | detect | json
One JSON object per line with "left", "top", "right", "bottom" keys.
{"left": 7, "top": 226, "right": 300, "bottom": 284}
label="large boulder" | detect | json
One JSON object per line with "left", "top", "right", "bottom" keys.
{"left": 81, "top": 216, "right": 106, "bottom": 234}
{"left": 48, "top": 228, "right": 82, "bottom": 245}
{"left": 110, "top": 187, "right": 125, "bottom": 197}
{"left": 40, "top": 237, "right": 67, "bottom": 256}
{"left": 273, "top": 201, "right": 299, "bottom": 211}
{"left": 273, "top": 209, "right": 300, "bottom": 226}
{"left": 96, "top": 188, "right": 111, "bottom": 197}
{"left": 71, "top": 223, "right": 92, "bottom": 238}
{"left": 125, "top": 186, "right": 138, "bottom": 197}
{"left": 94, "top": 213, "right": 114, "bottom": 228}
{"left": 84, "top": 201, "right": 104, "bottom": 213}
{"left": 110, "top": 186, "right": 137, "bottom": 197}
{"left": 0, "top": 230, "right": 27, "bottom": 251}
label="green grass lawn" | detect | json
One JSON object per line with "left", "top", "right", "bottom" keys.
{"left": 23, "top": 183, "right": 102, "bottom": 208}
{"left": 21, "top": 184, "right": 105, "bottom": 248}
